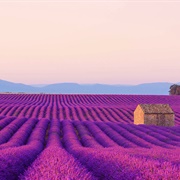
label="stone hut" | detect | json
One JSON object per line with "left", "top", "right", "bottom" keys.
{"left": 134, "top": 104, "right": 174, "bottom": 126}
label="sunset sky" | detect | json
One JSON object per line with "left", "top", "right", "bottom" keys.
{"left": 0, "top": 1, "right": 180, "bottom": 85}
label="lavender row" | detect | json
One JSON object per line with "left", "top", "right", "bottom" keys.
{"left": 73, "top": 121, "right": 102, "bottom": 148}
{"left": 0, "top": 118, "right": 179, "bottom": 149}
{"left": 1, "top": 94, "right": 180, "bottom": 125}
{"left": 0, "top": 119, "right": 49, "bottom": 179}
{"left": 83, "top": 121, "right": 119, "bottom": 147}
{"left": 129, "top": 124, "right": 180, "bottom": 148}
{"left": 95, "top": 122, "right": 137, "bottom": 148}
{"left": 0, "top": 94, "right": 179, "bottom": 107}
{"left": 20, "top": 119, "right": 96, "bottom": 180}
{"left": 0, "top": 116, "right": 15, "bottom": 130}
{"left": 20, "top": 147, "right": 97, "bottom": 180}
{"left": 0, "top": 117, "right": 27, "bottom": 145}
{"left": 143, "top": 125, "right": 180, "bottom": 142}
{"left": 107, "top": 122, "right": 152, "bottom": 148}
{"left": 46, "top": 119, "right": 62, "bottom": 147}
{"left": 26, "top": 118, "right": 49, "bottom": 145}
{"left": 62, "top": 120, "right": 83, "bottom": 149}
{"left": 125, "top": 147, "right": 180, "bottom": 166}
{"left": 69, "top": 147, "right": 180, "bottom": 180}
{"left": 0, "top": 144, "right": 43, "bottom": 180}
{"left": 0, "top": 105, "right": 179, "bottom": 125}
{"left": 0, "top": 118, "right": 38, "bottom": 150}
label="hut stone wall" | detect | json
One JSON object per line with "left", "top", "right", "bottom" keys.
{"left": 144, "top": 113, "right": 174, "bottom": 126}
{"left": 134, "top": 105, "right": 144, "bottom": 125}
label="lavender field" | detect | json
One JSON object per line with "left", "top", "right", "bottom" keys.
{"left": 0, "top": 94, "right": 180, "bottom": 179}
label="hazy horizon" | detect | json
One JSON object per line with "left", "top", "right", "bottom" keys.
{"left": 0, "top": 1, "right": 180, "bottom": 85}
{"left": 1, "top": 78, "right": 179, "bottom": 87}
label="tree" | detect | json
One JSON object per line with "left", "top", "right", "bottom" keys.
{"left": 169, "top": 84, "right": 180, "bottom": 95}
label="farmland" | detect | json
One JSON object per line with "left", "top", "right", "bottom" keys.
{"left": 0, "top": 94, "right": 180, "bottom": 179}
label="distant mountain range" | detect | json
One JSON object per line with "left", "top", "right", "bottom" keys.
{"left": 0, "top": 79, "right": 179, "bottom": 95}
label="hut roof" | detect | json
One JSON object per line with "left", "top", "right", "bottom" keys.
{"left": 139, "top": 104, "right": 174, "bottom": 114}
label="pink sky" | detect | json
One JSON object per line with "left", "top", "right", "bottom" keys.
{"left": 0, "top": 1, "right": 180, "bottom": 85}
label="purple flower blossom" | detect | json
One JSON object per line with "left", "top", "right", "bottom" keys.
{"left": 0, "top": 94, "right": 180, "bottom": 179}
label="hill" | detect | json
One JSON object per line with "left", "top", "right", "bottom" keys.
{"left": 0, "top": 79, "right": 175, "bottom": 94}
